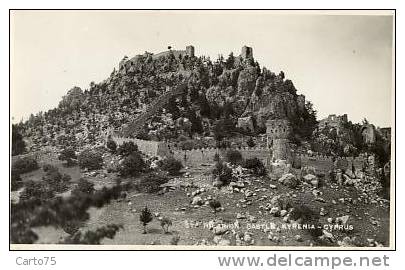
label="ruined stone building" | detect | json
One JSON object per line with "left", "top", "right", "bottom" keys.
{"left": 119, "top": 45, "right": 195, "bottom": 73}
{"left": 241, "top": 45, "right": 253, "bottom": 60}
{"left": 318, "top": 114, "right": 348, "bottom": 133}
{"left": 265, "top": 119, "right": 292, "bottom": 161}
{"left": 265, "top": 119, "right": 291, "bottom": 144}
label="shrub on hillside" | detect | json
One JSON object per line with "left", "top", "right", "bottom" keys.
{"left": 78, "top": 149, "right": 103, "bottom": 170}
{"left": 12, "top": 125, "right": 26, "bottom": 156}
{"left": 139, "top": 206, "right": 153, "bottom": 234}
{"left": 212, "top": 161, "right": 233, "bottom": 186}
{"left": 160, "top": 217, "right": 172, "bottom": 234}
{"left": 116, "top": 141, "right": 138, "bottom": 157}
{"left": 178, "top": 139, "right": 195, "bottom": 151}
{"left": 106, "top": 139, "right": 117, "bottom": 153}
{"left": 58, "top": 148, "right": 77, "bottom": 166}
{"left": 12, "top": 156, "right": 39, "bottom": 175}
{"left": 42, "top": 163, "right": 58, "bottom": 173}
{"left": 209, "top": 199, "right": 222, "bottom": 217}
{"left": 19, "top": 180, "right": 55, "bottom": 202}
{"left": 225, "top": 149, "right": 243, "bottom": 165}
{"left": 118, "top": 152, "right": 146, "bottom": 177}
{"left": 158, "top": 157, "right": 183, "bottom": 175}
{"left": 243, "top": 157, "right": 266, "bottom": 176}
{"left": 61, "top": 224, "right": 123, "bottom": 244}
{"left": 42, "top": 168, "right": 71, "bottom": 193}
{"left": 72, "top": 178, "right": 95, "bottom": 195}
{"left": 137, "top": 173, "right": 169, "bottom": 193}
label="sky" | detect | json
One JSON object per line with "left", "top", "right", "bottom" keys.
{"left": 10, "top": 11, "right": 394, "bottom": 127}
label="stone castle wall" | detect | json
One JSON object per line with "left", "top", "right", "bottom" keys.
{"left": 171, "top": 146, "right": 271, "bottom": 167}
{"left": 297, "top": 153, "right": 367, "bottom": 172}
{"left": 112, "top": 136, "right": 170, "bottom": 157}
{"left": 111, "top": 136, "right": 367, "bottom": 172}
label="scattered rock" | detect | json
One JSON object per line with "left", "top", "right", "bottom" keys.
{"left": 278, "top": 173, "right": 299, "bottom": 188}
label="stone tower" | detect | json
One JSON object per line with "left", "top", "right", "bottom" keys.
{"left": 186, "top": 45, "right": 195, "bottom": 57}
{"left": 241, "top": 45, "right": 253, "bottom": 60}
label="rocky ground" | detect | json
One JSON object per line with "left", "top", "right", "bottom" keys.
{"left": 12, "top": 149, "right": 390, "bottom": 248}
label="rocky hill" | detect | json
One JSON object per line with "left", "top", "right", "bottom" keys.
{"left": 15, "top": 45, "right": 317, "bottom": 150}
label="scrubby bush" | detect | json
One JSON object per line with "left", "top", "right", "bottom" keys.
{"left": 225, "top": 149, "right": 243, "bottom": 165}
{"left": 118, "top": 152, "right": 146, "bottom": 177}
{"left": 19, "top": 180, "right": 55, "bottom": 202}
{"left": 42, "top": 168, "right": 71, "bottom": 193}
{"left": 42, "top": 163, "right": 58, "bottom": 173}
{"left": 106, "top": 139, "right": 117, "bottom": 153}
{"left": 116, "top": 141, "right": 138, "bottom": 157}
{"left": 58, "top": 148, "right": 77, "bottom": 166}
{"left": 158, "top": 157, "right": 183, "bottom": 175}
{"left": 12, "top": 156, "right": 39, "bottom": 175}
{"left": 243, "top": 157, "right": 266, "bottom": 176}
{"left": 139, "top": 206, "right": 153, "bottom": 234}
{"left": 12, "top": 125, "right": 26, "bottom": 156}
{"left": 78, "top": 149, "right": 103, "bottom": 170}
{"left": 178, "top": 139, "right": 195, "bottom": 151}
{"left": 160, "top": 217, "right": 172, "bottom": 234}
{"left": 137, "top": 173, "right": 169, "bottom": 193}
{"left": 212, "top": 161, "right": 233, "bottom": 186}
{"left": 73, "top": 178, "right": 95, "bottom": 195}
{"left": 61, "top": 224, "right": 123, "bottom": 244}
{"left": 209, "top": 199, "right": 222, "bottom": 217}
{"left": 11, "top": 181, "right": 130, "bottom": 244}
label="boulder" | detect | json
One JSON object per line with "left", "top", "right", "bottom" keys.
{"left": 278, "top": 173, "right": 299, "bottom": 188}
{"left": 191, "top": 196, "right": 203, "bottom": 206}
{"left": 303, "top": 174, "right": 318, "bottom": 187}
{"left": 213, "top": 179, "right": 224, "bottom": 188}
{"left": 301, "top": 166, "right": 316, "bottom": 176}
{"left": 213, "top": 225, "right": 228, "bottom": 235}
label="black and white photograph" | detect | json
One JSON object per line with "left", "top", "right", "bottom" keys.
{"left": 9, "top": 10, "right": 395, "bottom": 250}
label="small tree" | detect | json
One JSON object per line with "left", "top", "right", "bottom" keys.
{"left": 106, "top": 139, "right": 117, "bottom": 153}
{"left": 160, "top": 217, "right": 172, "bottom": 234}
{"left": 117, "top": 141, "right": 138, "bottom": 157}
{"left": 12, "top": 156, "right": 39, "bottom": 175}
{"left": 12, "top": 125, "right": 26, "bottom": 156}
{"left": 78, "top": 149, "right": 103, "bottom": 170}
{"left": 42, "top": 168, "right": 71, "bottom": 193}
{"left": 58, "top": 148, "right": 77, "bottom": 166}
{"left": 212, "top": 161, "right": 233, "bottom": 186}
{"left": 137, "top": 173, "right": 169, "bottom": 193}
{"left": 118, "top": 152, "right": 146, "bottom": 177}
{"left": 209, "top": 199, "right": 222, "bottom": 218}
{"left": 158, "top": 157, "right": 183, "bottom": 175}
{"left": 244, "top": 157, "right": 266, "bottom": 176}
{"left": 139, "top": 206, "right": 153, "bottom": 234}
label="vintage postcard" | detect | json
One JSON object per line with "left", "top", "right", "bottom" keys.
{"left": 10, "top": 10, "right": 395, "bottom": 250}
